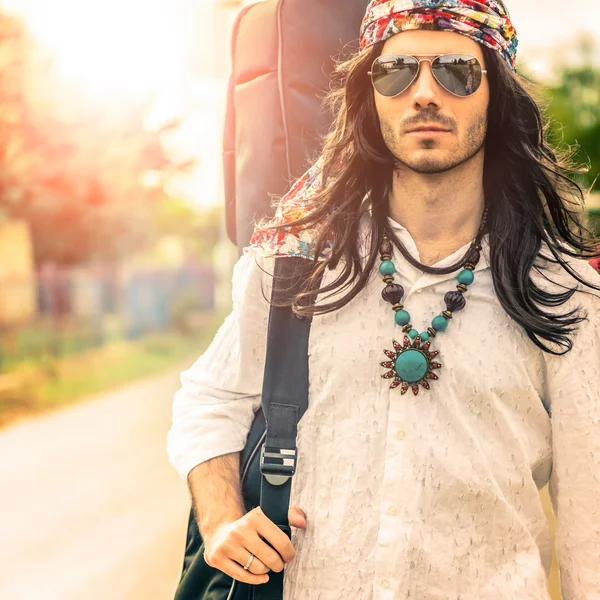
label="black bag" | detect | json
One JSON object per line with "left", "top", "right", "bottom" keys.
{"left": 174, "top": 258, "right": 320, "bottom": 600}
{"left": 174, "top": 2, "right": 369, "bottom": 598}
{"left": 223, "top": 0, "right": 369, "bottom": 250}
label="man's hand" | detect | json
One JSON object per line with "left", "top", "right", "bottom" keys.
{"left": 204, "top": 506, "right": 307, "bottom": 585}
{"left": 188, "top": 454, "right": 306, "bottom": 584}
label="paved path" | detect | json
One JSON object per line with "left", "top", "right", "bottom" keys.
{"left": 0, "top": 364, "right": 195, "bottom": 600}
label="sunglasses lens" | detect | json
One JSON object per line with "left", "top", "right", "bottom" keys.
{"left": 371, "top": 56, "right": 419, "bottom": 97}
{"left": 432, "top": 55, "right": 483, "bottom": 97}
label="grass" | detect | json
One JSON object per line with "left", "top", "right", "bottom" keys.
{"left": 37, "top": 333, "right": 201, "bottom": 405}
{"left": 0, "top": 311, "right": 224, "bottom": 428}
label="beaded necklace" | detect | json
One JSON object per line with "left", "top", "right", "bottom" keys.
{"left": 379, "top": 209, "right": 487, "bottom": 395}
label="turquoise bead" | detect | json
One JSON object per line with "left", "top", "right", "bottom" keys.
{"left": 408, "top": 329, "right": 419, "bottom": 339}
{"left": 394, "top": 310, "right": 411, "bottom": 326}
{"left": 395, "top": 350, "right": 428, "bottom": 383}
{"left": 457, "top": 269, "right": 475, "bottom": 286}
{"left": 432, "top": 315, "right": 448, "bottom": 332}
{"left": 379, "top": 260, "right": 396, "bottom": 277}
{"left": 420, "top": 332, "right": 430, "bottom": 342}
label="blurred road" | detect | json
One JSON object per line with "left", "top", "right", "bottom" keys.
{"left": 0, "top": 365, "right": 193, "bottom": 600}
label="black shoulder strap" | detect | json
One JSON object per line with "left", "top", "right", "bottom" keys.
{"left": 253, "top": 256, "right": 321, "bottom": 600}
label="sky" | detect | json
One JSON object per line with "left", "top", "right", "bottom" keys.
{"left": 507, "top": 0, "right": 600, "bottom": 77}
{"left": 2, "top": 0, "right": 229, "bottom": 208}
{"left": 509, "top": 0, "right": 598, "bottom": 47}
{"left": 2, "top": 0, "right": 598, "bottom": 207}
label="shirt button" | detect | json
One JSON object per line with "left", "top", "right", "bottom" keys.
{"left": 388, "top": 504, "right": 398, "bottom": 515}
{"left": 381, "top": 579, "right": 390, "bottom": 589}
{"left": 396, "top": 430, "right": 406, "bottom": 440}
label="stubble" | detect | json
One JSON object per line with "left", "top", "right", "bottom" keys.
{"left": 380, "top": 111, "right": 487, "bottom": 175}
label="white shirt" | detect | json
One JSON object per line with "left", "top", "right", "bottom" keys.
{"left": 167, "top": 216, "right": 600, "bottom": 600}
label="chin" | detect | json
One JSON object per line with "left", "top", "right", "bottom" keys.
{"left": 397, "top": 150, "right": 458, "bottom": 175}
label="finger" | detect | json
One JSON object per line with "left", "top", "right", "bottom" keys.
{"left": 288, "top": 507, "right": 307, "bottom": 529}
{"left": 231, "top": 547, "right": 270, "bottom": 575}
{"left": 253, "top": 517, "right": 296, "bottom": 564}
{"left": 246, "top": 557, "right": 269, "bottom": 576}
{"left": 245, "top": 535, "right": 286, "bottom": 573}
{"left": 221, "top": 558, "right": 270, "bottom": 585}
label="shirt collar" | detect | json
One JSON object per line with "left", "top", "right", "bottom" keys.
{"left": 387, "top": 215, "right": 491, "bottom": 274}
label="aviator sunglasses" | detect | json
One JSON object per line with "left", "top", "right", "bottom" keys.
{"left": 369, "top": 54, "right": 487, "bottom": 98}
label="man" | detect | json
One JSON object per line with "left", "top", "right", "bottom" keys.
{"left": 168, "top": 1, "right": 600, "bottom": 598}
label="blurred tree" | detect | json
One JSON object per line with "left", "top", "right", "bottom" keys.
{"left": 0, "top": 13, "right": 29, "bottom": 212}
{"left": 0, "top": 11, "right": 171, "bottom": 266}
{"left": 545, "top": 35, "right": 600, "bottom": 191}
{"left": 156, "top": 197, "right": 221, "bottom": 263}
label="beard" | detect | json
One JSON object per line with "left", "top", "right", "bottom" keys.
{"left": 380, "top": 112, "right": 487, "bottom": 175}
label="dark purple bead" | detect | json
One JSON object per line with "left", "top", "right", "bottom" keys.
{"left": 382, "top": 283, "right": 405, "bottom": 304}
{"left": 464, "top": 247, "right": 481, "bottom": 267}
{"left": 445, "top": 291, "right": 467, "bottom": 312}
{"left": 381, "top": 237, "right": 392, "bottom": 255}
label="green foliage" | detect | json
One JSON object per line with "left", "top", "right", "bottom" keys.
{"left": 544, "top": 37, "right": 600, "bottom": 191}
{"left": 155, "top": 198, "right": 222, "bottom": 262}
{"left": 0, "top": 314, "right": 224, "bottom": 427}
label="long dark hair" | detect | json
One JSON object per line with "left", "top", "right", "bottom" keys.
{"left": 260, "top": 42, "right": 600, "bottom": 355}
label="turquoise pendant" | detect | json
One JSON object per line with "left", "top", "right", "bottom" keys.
{"left": 380, "top": 335, "right": 442, "bottom": 396}
{"left": 396, "top": 350, "right": 428, "bottom": 382}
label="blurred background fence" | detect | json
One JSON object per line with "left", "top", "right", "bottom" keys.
{"left": 0, "top": 260, "right": 214, "bottom": 373}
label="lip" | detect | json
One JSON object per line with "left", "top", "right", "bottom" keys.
{"left": 407, "top": 127, "right": 451, "bottom": 134}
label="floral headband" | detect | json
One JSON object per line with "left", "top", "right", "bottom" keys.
{"left": 248, "top": 155, "right": 330, "bottom": 261}
{"left": 248, "top": 0, "right": 518, "bottom": 260}
{"left": 360, "top": 0, "right": 518, "bottom": 72}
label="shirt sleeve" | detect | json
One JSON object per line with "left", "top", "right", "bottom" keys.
{"left": 167, "top": 248, "right": 273, "bottom": 482}
{"left": 546, "top": 276, "right": 600, "bottom": 599}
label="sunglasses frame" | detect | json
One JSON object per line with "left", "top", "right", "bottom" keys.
{"left": 368, "top": 54, "right": 487, "bottom": 98}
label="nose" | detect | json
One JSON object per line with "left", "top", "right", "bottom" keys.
{"left": 410, "top": 61, "right": 442, "bottom": 111}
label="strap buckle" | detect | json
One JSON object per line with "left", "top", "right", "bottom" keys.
{"left": 260, "top": 444, "right": 297, "bottom": 486}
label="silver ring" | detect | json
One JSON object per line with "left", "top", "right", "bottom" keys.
{"left": 243, "top": 553, "right": 255, "bottom": 571}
